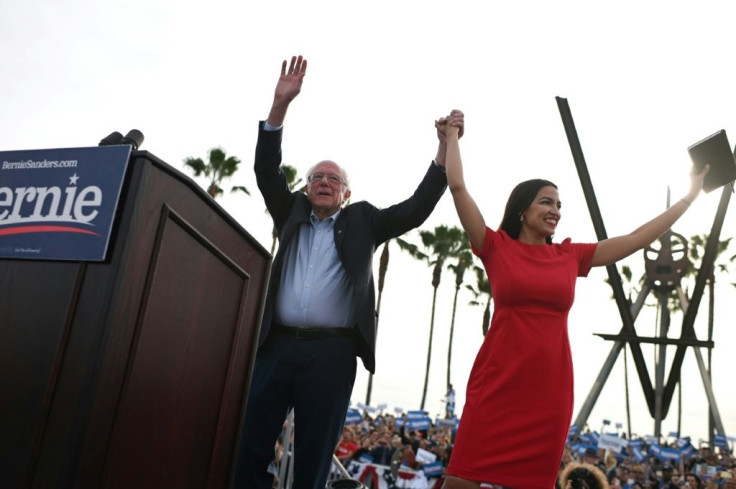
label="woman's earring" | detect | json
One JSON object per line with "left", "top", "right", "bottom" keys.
{"left": 520, "top": 215, "right": 524, "bottom": 222}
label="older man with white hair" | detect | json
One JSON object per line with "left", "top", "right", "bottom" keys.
{"left": 233, "top": 54, "right": 463, "bottom": 489}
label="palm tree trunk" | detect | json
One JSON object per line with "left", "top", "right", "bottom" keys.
{"left": 366, "top": 242, "right": 390, "bottom": 405}
{"left": 270, "top": 226, "right": 278, "bottom": 255}
{"left": 677, "top": 379, "right": 682, "bottom": 438}
{"left": 624, "top": 345, "right": 632, "bottom": 439}
{"left": 707, "top": 275, "right": 715, "bottom": 445}
{"left": 207, "top": 182, "right": 218, "bottom": 198}
{"left": 446, "top": 285, "right": 460, "bottom": 390}
{"left": 420, "top": 286, "right": 438, "bottom": 410}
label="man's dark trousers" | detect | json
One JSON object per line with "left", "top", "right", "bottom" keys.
{"left": 233, "top": 332, "right": 356, "bottom": 489}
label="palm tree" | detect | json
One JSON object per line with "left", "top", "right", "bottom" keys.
{"left": 365, "top": 240, "right": 391, "bottom": 405}
{"left": 268, "top": 164, "right": 304, "bottom": 254}
{"left": 183, "top": 147, "right": 249, "bottom": 199}
{"left": 466, "top": 265, "right": 492, "bottom": 336}
{"left": 397, "top": 225, "right": 466, "bottom": 410}
{"left": 445, "top": 242, "right": 473, "bottom": 390}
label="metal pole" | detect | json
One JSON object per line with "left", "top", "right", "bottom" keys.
{"left": 557, "top": 96, "right": 655, "bottom": 414}
{"left": 278, "top": 409, "right": 295, "bottom": 489}
{"left": 573, "top": 283, "right": 651, "bottom": 428}
{"left": 674, "top": 289, "right": 727, "bottom": 435}
{"left": 653, "top": 290, "right": 670, "bottom": 437}
{"left": 663, "top": 184, "right": 733, "bottom": 412}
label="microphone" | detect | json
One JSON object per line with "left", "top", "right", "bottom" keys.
{"left": 99, "top": 131, "right": 124, "bottom": 146}
{"left": 120, "top": 129, "right": 144, "bottom": 150}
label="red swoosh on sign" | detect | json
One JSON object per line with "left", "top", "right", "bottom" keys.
{"left": 0, "top": 226, "right": 99, "bottom": 236}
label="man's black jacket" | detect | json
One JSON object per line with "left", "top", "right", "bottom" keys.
{"left": 254, "top": 121, "right": 448, "bottom": 373}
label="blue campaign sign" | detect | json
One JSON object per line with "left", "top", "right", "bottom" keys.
{"left": 0, "top": 145, "right": 131, "bottom": 261}
{"left": 435, "top": 417, "right": 459, "bottom": 430}
{"left": 714, "top": 434, "right": 729, "bottom": 449}
{"left": 406, "top": 417, "right": 431, "bottom": 430}
{"left": 650, "top": 443, "right": 686, "bottom": 461}
{"left": 344, "top": 408, "right": 362, "bottom": 426}
{"left": 423, "top": 461, "right": 444, "bottom": 478}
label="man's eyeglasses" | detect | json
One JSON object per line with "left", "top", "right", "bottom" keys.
{"left": 307, "top": 172, "right": 345, "bottom": 186}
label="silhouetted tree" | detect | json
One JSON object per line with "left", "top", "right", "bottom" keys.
{"left": 268, "top": 164, "right": 304, "bottom": 254}
{"left": 446, "top": 242, "right": 473, "bottom": 389}
{"left": 183, "top": 147, "right": 249, "bottom": 199}
{"left": 466, "top": 265, "right": 492, "bottom": 336}
{"left": 397, "top": 225, "right": 465, "bottom": 410}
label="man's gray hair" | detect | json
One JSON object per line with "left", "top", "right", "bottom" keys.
{"left": 306, "top": 161, "right": 350, "bottom": 189}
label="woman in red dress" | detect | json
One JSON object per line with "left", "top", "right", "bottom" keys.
{"left": 437, "top": 111, "right": 707, "bottom": 489}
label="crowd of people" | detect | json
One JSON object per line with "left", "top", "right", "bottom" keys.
{"left": 328, "top": 409, "right": 735, "bottom": 489}
{"left": 335, "top": 411, "right": 453, "bottom": 470}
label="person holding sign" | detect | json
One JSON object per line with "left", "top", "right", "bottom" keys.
{"left": 436, "top": 111, "right": 708, "bottom": 489}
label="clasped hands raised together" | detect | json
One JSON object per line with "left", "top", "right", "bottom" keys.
{"left": 435, "top": 110, "right": 465, "bottom": 140}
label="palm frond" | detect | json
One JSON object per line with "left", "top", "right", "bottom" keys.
{"left": 231, "top": 185, "right": 251, "bottom": 195}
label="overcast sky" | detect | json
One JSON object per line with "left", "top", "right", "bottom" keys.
{"left": 2, "top": 0, "right": 735, "bottom": 442}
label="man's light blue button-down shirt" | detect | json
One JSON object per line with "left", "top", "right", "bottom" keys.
{"left": 274, "top": 209, "right": 355, "bottom": 329}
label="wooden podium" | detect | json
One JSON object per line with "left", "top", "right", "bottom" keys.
{"left": 0, "top": 151, "right": 270, "bottom": 488}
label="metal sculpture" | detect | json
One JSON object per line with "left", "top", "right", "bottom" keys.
{"left": 556, "top": 97, "right": 730, "bottom": 440}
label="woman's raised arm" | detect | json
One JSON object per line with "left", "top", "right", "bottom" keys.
{"left": 442, "top": 111, "right": 487, "bottom": 251}
{"left": 591, "top": 164, "right": 709, "bottom": 267}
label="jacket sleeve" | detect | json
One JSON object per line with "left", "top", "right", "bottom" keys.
{"left": 370, "top": 162, "right": 448, "bottom": 244}
{"left": 254, "top": 121, "right": 295, "bottom": 230}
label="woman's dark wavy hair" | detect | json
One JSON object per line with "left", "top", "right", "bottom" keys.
{"left": 499, "top": 178, "right": 557, "bottom": 245}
